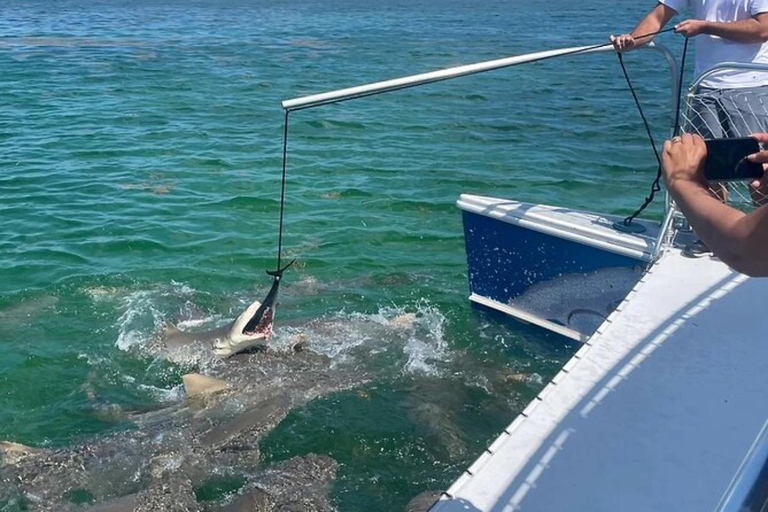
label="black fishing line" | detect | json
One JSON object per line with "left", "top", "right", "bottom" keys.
{"left": 276, "top": 109, "right": 290, "bottom": 272}
{"left": 620, "top": 35, "right": 689, "bottom": 228}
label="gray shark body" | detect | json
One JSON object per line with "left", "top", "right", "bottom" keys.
{"left": 163, "top": 264, "right": 290, "bottom": 358}
{"left": 161, "top": 303, "right": 269, "bottom": 358}
{"left": 0, "top": 347, "right": 361, "bottom": 511}
{"left": 0, "top": 303, "right": 525, "bottom": 511}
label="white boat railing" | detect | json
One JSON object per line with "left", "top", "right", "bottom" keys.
{"left": 690, "top": 61, "right": 768, "bottom": 90}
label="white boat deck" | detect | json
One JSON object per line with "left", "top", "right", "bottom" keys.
{"left": 433, "top": 247, "right": 768, "bottom": 512}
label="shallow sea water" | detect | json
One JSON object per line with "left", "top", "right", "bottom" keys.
{"left": 0, "top": 0, "right": 687, "bottom": 509}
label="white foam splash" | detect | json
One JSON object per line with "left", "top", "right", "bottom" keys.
{"left": 112, "top": 281, "right": 452, "bottom": 379}
{"left": 117, "top": 373, "right": 184, "bottom": 403}
{"left": 114, "top": 282, "right": 214, "bottom": 352}
{"left": 401, "top": 304, "right": 449, "bottom": 376}
{"left": 273, "top": 301, "right": 452, "bottom": 377}
{"left": 176, "top": 315, "right": 223, "bottom": 330}
{"left": 115, "top": 290, "right": 164, "bottom": 351}
{"left": 136, "top": 383, "right": 184, "bottom": 403}
{"left": 168, "top": 281, "right": 195, "bottom": 295}
{"left": 84, "top": 286, "right": 123, "bottom": 302}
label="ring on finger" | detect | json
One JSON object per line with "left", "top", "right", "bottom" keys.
{"left": 671, "top": 136, "right": 683, "bottom": 144}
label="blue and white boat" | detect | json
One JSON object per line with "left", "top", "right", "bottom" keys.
{"left": 283, "top": 44, "right": 768, "bottom": 512}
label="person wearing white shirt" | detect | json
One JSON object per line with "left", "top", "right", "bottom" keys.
{"left": 612, "top": 1, "right": 768, "bottom": 137}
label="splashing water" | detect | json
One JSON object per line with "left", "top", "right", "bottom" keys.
{"left": 111, "top": 283, "right": 453, "bottom": 380}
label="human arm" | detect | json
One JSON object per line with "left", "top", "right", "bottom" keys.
{"left": 662, "top": 133, "right": 768, "bottom": 277}
{"left": 611, "top": 3, "right": 678, "bottom": 51}
{"left": 675, "top": 13, "right": 768, "bottom": 42}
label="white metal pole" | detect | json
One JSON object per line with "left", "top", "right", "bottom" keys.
{"left": 281, "top": 43, "right": 678, "bottom": 112}
{"left": 282, "top": 45, "right": 611, "bottom": 111}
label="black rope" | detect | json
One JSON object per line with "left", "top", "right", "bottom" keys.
{"left": 276, "top": 109, "right": 290, "bottom": 272}
{"left": 621, "top": 36, "right": 689, "bottom": 227}
{"left": 672, "top": 38, "right": 689, "bottom": 135}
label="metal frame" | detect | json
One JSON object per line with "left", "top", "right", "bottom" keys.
{"left": 690, "top": 61, "right": 768, "bottom": 91}
{"left": 716, "top": 419, "right": 768, "bottom": 512}
{"left": 681, "top": 61, "right": 768, "bottom": 140}
{"left": 665, "top": 61, "right": 768, "bottom": 246}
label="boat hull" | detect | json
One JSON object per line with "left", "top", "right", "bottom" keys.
{"left": 458, "top": 195, "right": 659, "bottom": 341}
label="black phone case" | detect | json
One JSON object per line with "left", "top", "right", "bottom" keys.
{"left": 704, "top": 137, "right": 763, "bottom": 182}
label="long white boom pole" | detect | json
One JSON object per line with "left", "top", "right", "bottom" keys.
{"left": 281, "top": 44, "right": 615, "bottom": 111}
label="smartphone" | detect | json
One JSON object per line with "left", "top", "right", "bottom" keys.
{"left": 704, "top": 137, "right": 763, "bottom": 182}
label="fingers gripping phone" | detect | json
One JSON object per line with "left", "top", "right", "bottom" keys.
{"left": 703, "top": 137, "right": 764, "bottom": 182}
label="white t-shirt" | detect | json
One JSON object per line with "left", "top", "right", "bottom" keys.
{"left": 660, "top": 0, "right": 768, "bottom": 88}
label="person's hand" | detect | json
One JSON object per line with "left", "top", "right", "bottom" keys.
{"left": 610, "top": 34, "right": 636, "bottom": 52}
{"left": 747, "top": 133, "right": 768, "bottom": 199}
{"left": 662, "top": 133, "right": 708, "bottom": 192}
{"left": 674, "top": 19, "right": 709, "bottom": 37}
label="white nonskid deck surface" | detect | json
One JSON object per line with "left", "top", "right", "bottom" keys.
{"left": 433, "top": 248, "right": 768, "bottom": 512}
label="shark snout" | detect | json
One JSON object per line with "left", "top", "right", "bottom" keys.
{"left": 213, "top": 299, "right": 275, "bottom": 358}
{"left": 212, "top": 332, "right": 269, "bottom": 358}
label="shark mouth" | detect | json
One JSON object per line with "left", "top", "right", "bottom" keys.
{"left": 241, "top": 259, "right": 294, "bottom": 338}
{"left": 243, "top": 306, "right": 273, "bottom": 337}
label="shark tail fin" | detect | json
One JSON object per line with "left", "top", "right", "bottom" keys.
{"left": 267, "top": 259, "right": 296, "bottom": 279}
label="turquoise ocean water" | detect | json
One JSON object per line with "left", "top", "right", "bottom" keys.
{"left": 0, "top": 0, "right": 687, "bottom": 510}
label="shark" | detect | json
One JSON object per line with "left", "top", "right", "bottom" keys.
{"left": 0, "top": 302, "right": 535, "bottom": 512}
{"left": 162, "top": 261, "right": 294, "bottom": 358}
{"left": 0, "top": 346, "right": 360, "bottom": 511}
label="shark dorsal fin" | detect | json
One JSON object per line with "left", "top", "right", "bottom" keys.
{"left": 163, "top": 322, "right": 181, "bottom": 336}
{"left": 0, "top": 441, "right": 46, "bottom": 465}
{"left": 182, "top": 373, "right": 229, "bottom": 397}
